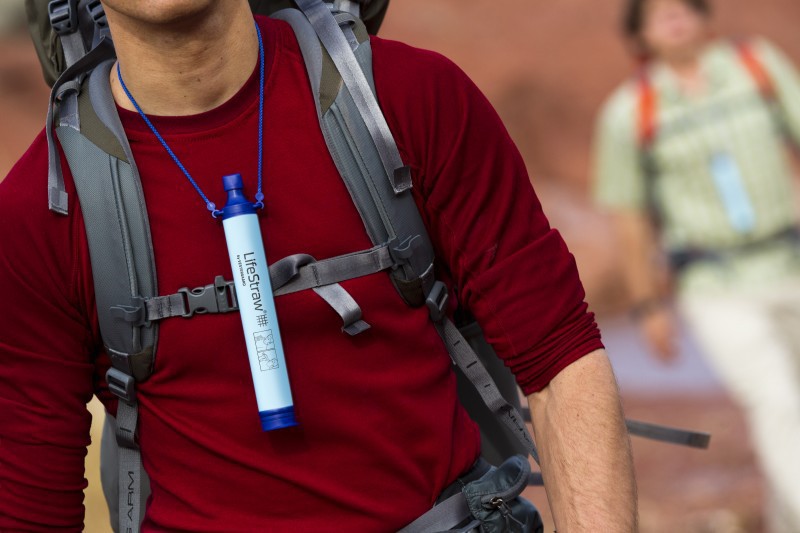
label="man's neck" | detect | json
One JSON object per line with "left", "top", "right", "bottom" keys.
{"left": 107, "top": 3, "right": 258, "bottom": 117}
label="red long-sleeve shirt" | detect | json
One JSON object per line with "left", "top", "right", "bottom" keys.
{"left": 0, "top": 16, "right": 602, "bottom": 532}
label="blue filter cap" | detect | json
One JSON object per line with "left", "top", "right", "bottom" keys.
{"left": 223, "top": 173, "right": 244, "bottom": 191}
{"left": 259, "top": 406, "right": 299, "bottom": 431}
{"left": 220, "top": 173, "right": 256, "bottom": 220}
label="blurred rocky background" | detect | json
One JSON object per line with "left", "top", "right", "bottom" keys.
{"left": 3, "top": 0, "right": 800, "bottom": 531}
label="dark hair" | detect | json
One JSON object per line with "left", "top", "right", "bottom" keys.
{"left": 623, "top": 0, "right": 711, "bottom": 48}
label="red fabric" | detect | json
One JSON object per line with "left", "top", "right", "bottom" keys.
{"left": 0, "top": 17, "right": 602, "bottom": 532}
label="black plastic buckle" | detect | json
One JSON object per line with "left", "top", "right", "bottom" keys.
{"left": 107, "top": 367, "right": 136, "bottom": 404}
{"left": 48, "top": 0, "right": 79, "bottom": 35}
{"left": 85, "top": 0, "right": 106, "bottom": 26}
{"left": 426, "top": 281, "right": 449, "bottom": 322}
{"left": 178, "top": 276, "right": 238, "bottom": 318}
{"left": 85, "top": 0, "right": 111, "bottom": 45}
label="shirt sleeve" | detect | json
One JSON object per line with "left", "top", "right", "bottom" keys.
{"left": 0, "top": 132, "right": 97, "bottom": 530}
{"left": 592, "top": 85, "right": 648, "bottom": 211}
{"left": 372, "top": 39, "right": 603, "bottom": 394}
{"left": 754, "top": 37, "right": 800, "bottom": 148}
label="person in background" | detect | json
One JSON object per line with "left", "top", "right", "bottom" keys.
{"left": 594, "top": 0, "right": 800, "bottom": 530}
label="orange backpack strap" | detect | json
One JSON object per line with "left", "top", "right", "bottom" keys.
{"left": 732, "top": 37, "right": 777, "bottom": 102}
{"left": 636, "top": 67, "right": 658, "bottom": 151}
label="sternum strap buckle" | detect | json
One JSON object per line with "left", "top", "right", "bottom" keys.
{"left": 177, "top": 276, "right": 239, "bottom": 318}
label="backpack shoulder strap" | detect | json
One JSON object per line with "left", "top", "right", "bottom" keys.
{"left": 636, "top": 66, "right": 658, "bottom": 152}
{"left": 51, "top": 56, "right": 156, "bottom": 533}
{"left": 273, "top": 4, "right": 436, "bottom": 307}
{"left": 272, "top": 1, "right": 540, "bottom": 467}
{"left": 732, "top": 37, "right": 776, "bottom": 102}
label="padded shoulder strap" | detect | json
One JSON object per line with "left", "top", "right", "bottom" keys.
{"left": 56, "top": 59, "right": 159, "bottom": 366}
{"left": 55, "top": 58, "right": 156, "bottom": 533}
{"left": 272, "top": 4, "right": 436, "bottom": 306}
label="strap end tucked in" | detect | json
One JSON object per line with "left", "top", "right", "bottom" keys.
{"left": 391, "top": 165, "right": 413, "bottom": 194}
{"left": 48, "top": 186, "right": 69, "bottom": 215}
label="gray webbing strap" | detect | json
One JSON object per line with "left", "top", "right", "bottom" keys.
{"left": 434, "top": 318, "right": 540, "bottom": 465}
{"left": 115, "top": 401, "right": 143, "bottom": 533}
{"left": 60, "top": 30, "right": 87, "bottom": 68}
{"left": 625, "top": 419, "right": 711, "bottom": 449}
{"left": 398, "top": 493, "right": 478, "bottom": 533}
{"left": 141, "top": 252, "right": 381, "bottom": 333}
{"left": 272, "top": 244, "right": 394, "bottom": 295}
{"left": 313, "top": 284, "right": 370, "bottom": 335}
{"left": 274, "top": 5, "right": 435, "bottom": 304}
{"left": 294, "top": 0, "right": 411, "bottom": 194}
{"left": 142, "top": 245, "right": 393, "bottom": 320}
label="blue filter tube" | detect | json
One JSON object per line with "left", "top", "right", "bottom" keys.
{"left": 220, "top": 173, "right": 298, "bottom": 431}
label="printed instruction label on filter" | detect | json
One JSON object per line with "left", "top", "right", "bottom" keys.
{"left": 253, "top": 330, "right": 279, "bottom": 371}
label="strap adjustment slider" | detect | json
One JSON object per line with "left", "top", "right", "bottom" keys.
{"left": 48, "top": 0, "right": 79, "bottom": 36}
{"left": 85, "top": 0, "right": 111, "bottom": 45}
{"left": 426, "top": 280, "right": 449, "bottom": 322}
{"left": 107, "top": 367, "right": 136, "bottom": 404}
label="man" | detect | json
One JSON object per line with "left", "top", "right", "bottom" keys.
{"left": 594, "top": 0, "right": 800, "bottom": 530}
{"left": 0, "top": 1, "right": 636, "bottom": 530}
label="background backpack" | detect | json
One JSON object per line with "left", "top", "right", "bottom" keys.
{"left": 636, "top": 38, "right": 796, "bottom": 205}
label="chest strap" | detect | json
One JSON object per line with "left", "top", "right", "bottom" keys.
{"left": 115, "top": 244, "right": 393, "bottom": 335}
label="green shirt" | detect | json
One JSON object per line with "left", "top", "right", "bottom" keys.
{"left": 594, "top": 38, "right": 800, "bottom": 291}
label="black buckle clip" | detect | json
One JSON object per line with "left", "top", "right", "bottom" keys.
{"left": 48, "top": 0, "right": 79, "bottom": 36}
{"left": 107, "top": 367, "right": 136, "bottom": 404}
{"left": 179, "top": 276, "right": 238, "bottom": 318}
{"left": 426, "top": 281, "right": 449, "bottom": 322}
{"left": 85, "top": 0, "right": 111, "bottom": 45}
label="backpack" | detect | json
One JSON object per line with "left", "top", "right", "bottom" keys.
{"left": 635, "top": 37, "right": 800, "bottom": 267}
{"left": 636, "top": 37, "right": 792, "bottom": 192}
{"left": 32, "top": 1, "right": 540, "bottom": 530}
{"left": 29, "top": 1, "right": 708, "bottom": 531}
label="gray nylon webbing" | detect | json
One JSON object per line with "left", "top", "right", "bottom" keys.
{"left": 279, "top": 3, "right": 435, "bottom": 296}
{"left": 143, "top": 245, "right": 393, "bottom": 321}
{"left": 273, "top": 244, "right": 394, "bottom": 295}
{"left": 115, "top": 402, "right": 144, "bottom": 533}
{"left": 313, "top": 284, "right": 370, "bottom": 335}
{"left": 60, "top": 31, "right": 86, "bottom": 68}
{"left": 145, "top": 294, "right": 186, "bottom": 321}
{"left": 295, "top": 0, "right": 411, "bottom": 194}
{"left": 397, "top": 493, "right": 476, "bottom": 533}
{"left": 435, "top": 319, "right": 540, "bottom": 465}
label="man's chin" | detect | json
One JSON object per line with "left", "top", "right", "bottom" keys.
{"left": 101, "top": 0, "right": 223, "bottom": 28}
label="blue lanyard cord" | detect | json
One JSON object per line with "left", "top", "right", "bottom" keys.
{"left": 116, "top": 21, "right": 266, "bottom": 218}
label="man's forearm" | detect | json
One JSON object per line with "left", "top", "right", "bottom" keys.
{"left": 528, "top": 350, "right": 637, "bottom": 532}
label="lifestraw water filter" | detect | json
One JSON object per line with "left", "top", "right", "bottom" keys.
{"left": 220, "top": 173, "right": 298, "bottom": 431}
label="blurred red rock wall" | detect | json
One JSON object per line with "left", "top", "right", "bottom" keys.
{"left": 381, "top": 0, "right": 800, "bottom": 313}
